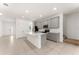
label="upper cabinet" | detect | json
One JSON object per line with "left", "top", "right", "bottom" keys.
{"left": 35, "top": 16, "right": 59, "bottom": 29}
{"left": 49, "top": 17, "right": 59, "bottom": 28}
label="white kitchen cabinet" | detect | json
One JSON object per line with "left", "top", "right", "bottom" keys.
{"left": 35, "top": 13, "right": 63, "bottom": 42}
{"left": 47, "top": 29, "right": 60, "bottom": 42}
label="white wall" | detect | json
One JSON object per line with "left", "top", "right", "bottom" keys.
{"left": 0, "top": 16, "right": 33, "bottom": 38}
{"left": 64, "top": 12, "right": 79, "bottom": 39}
{"left": 0, "top": 20, "right": 2, "bottom": 37}
{"left": 2, "top": 17, "right": 16, "bottom": 36}
{"left": 2, "top": 21, "right": 16, "bottom": 36}
{"left": 16, "top": 18, "right": 33, "bottom": 39}
{"left": 0, "top": 16, "right": 16, "bottom": 37}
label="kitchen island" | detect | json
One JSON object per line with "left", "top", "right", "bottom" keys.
{"left": 26, "top": 32, "right": 47, "bottom": 48}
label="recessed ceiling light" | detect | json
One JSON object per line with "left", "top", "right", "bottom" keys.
{"left": 22, "top": 16, "right": 24, "bottom": 18}
{"left": 0, "top": 13, "right": 3, "bottom": 15}
{"left": 40, "top": 14, "right": 43, "bottom": 17}
{"left": 53, "top": 8, "right": 57, "bottom": 10}
{"left": 25, "top": 10, "right": 29, "bottom": 13}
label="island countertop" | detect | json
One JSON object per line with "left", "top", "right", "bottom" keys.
{"left": 26, "top": 32, "right": 46, "bottom": 36}
{"left": 25, "top": 32, "right": 47, "bottom": 48}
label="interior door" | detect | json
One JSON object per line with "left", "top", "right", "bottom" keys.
{"left": 2, "top": 21, "right": 16, "bottom": 36}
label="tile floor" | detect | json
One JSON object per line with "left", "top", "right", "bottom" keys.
{"left": 0, "top": 36, "right": 79, "bottom": 55}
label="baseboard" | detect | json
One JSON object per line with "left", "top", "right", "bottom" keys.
{"left": 67, "top": 38, "right": 79, "bottom": 40}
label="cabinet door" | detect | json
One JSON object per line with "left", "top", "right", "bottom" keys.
{"left": 43, "top": 21, "right": 48, "bottom": 25}
{"left": 50, "top": 17, "right": 59, "bottom": 28}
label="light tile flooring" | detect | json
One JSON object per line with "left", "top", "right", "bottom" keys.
{"left": 0, "top": 36, "right": 79, "bottom": 55}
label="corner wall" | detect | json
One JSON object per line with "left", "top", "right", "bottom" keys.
{"left": 16, "top": 18, "right": 33, "bottom": 39}
{"left": 64, "top": 12, "right": 79, "bottom": 40}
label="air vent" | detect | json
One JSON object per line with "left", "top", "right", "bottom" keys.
{"left": 3, "top": 3, "right": 8, "bottom": 6}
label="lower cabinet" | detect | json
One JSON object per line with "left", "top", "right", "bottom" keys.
{"left": 47, "top": 33, "right": 59, "bottom": 42}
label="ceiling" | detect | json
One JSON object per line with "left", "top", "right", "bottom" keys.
{"left": 0, "top": 3, "right": 79, "bottom": 21}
